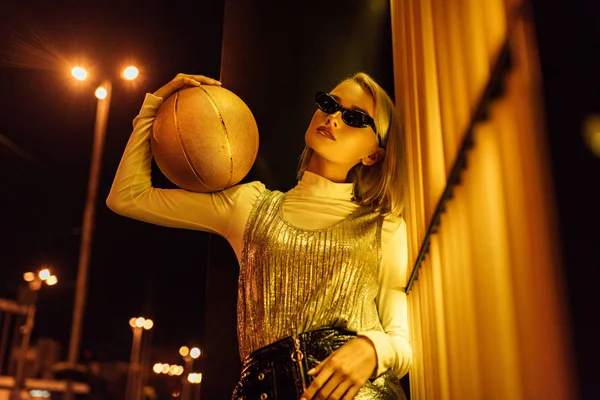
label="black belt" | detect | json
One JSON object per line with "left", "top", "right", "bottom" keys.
{"left": 232, "top": 328, "right": 406, "bottom": 400}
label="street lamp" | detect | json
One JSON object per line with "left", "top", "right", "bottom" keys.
{"left": 67, "top": 65, "right": 139, "bottom": 370}
{"left": 11, "top": 268, "right": 58, "bottom": 400}
{"left": 153, "top": 363, "right": 183, "bottom": 376}
{"left": 187, "top": 373, "right": 203, "bottom": 400}
{"left": 125, "top": 316, "right": 153, "bottom": 400}
{"left": 180, "top": 346, "right": 201, "bottom": 400}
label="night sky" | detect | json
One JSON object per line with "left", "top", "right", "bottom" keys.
{"left": 0, "top": 1, "right": 226, "bottom": 362}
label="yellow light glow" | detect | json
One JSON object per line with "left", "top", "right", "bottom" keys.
{"left": 129, "top": 318, "right": 137, "bottom": 328}
{"left": 161, "top": 364, "right": 170, "bottom": 374}
{"left": 71, "top": 66, "right": 87, "bottom": 81}
{"left": 123, "top": 66, "right": 139, "bottom": 80}
{"left": 46, "top": 275, "right": 58, "bottom": 286}
{"left": 172, "top": 391, "right": 180, "bottom": 398}
{"left": 39, "top": 269, "right": 51, "bottom": 280}
{"left": 135, "top": 317, "right": 145, "bottom": 328}
{"left": 590, "top": 132, "right": 600, "bottom": 157}
{"left": 583, "top": 114, "right": 600, "bottom": 158}
{"left": 190, "top": 347, "right": 201, "bottom": 359}
{"left": 175, "top": 366, "right": 184, "bottom": 376}
{"left": 143, "top": 319, "right": 154, "bottom": 330}
{"left": 187, "top": 373, "right": 199, "bottom": 383}
{"left": 179, "top": 346, "right": 189, "bottom": 357}
{"left": 153, "top": 363, "right": 163, "bottom": 374}
{"left": 95, "top": 87, "right": 108, "bottom": 100}
{"left": 168, "top": 365, "right": 179, "bottom": 376}
{"left": 23, "top": 272, "right": 35, "bottom": 282}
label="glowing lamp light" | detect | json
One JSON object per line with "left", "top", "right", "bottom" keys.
{"left": 190, "top": 347, "right": 201, "bottom": 359}
{"left": 23, "top": 272, "right": 35, "bottom": 282}
{"left": 143, "top": 319, "right": 154, "bottom": 330}
{"left": 187, "top": 373, "right": 202, "bottom": 384}
{"left": 168, "top": 365, "right": 179, "bottom": 376}
{"left": 123, "top": 66, "right": 139, "bottom": 80}
{"left": 153, "top": 363, "right": 163, "bottom": 374}
{"left": 46, "top": 275, "right": 58, "bottom": 286}
{"left": 583, "top": 114, "right": 600, "bottom": 158}
{"left": 161, "top": 364, "right": 170, "bottom": 374}
{"left": 95, "top": 86, "right": 108, "bottom": 100}
{"left": 39, "top": 269, "right": 51, "bottom": 281}
{"left": 135, "top": 317, "right": 145, "bottom": 328}
{"left": 179, "top": 346, "right": 189, "bottom": 357}
{"left": 71, "top": 66, "right": 87, "bottom": 81}
{"left": 129, "top": 318, "right": 137, "bottom": 328}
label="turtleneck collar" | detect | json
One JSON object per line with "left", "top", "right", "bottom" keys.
{"left": 289, "top": 171, "right": 354, "bottom": 201}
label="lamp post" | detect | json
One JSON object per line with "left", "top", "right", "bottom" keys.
{"left": 11, "top": 269, "right": 58, "bottom": 400}
{"left": 125, "top": 317, "right": 153, "bottom": 400}
{"left": 187, "top": 373, "right": 203, "bottom": 400}
{"left": 179, "top": 346, "right": 201, "bottom": 400}
{"left": 67, "top": 64, "right": 139, "bottom": 365}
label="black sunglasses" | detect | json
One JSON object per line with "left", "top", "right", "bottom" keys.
{"left": 315, "top": 91, "right": 381, "bottom": 146}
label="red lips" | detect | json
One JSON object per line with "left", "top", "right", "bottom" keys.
{"left": 317, "top": 126, "right": 336, "bottom": 140}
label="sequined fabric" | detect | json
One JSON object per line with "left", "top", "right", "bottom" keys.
{"left": 232, "top": 328, "right": 406, "bottom": 400}
{"left": 238, "top": 190, "right": 385, "bottom": 361}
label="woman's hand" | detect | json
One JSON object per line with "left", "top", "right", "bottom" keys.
{"left": 152, "top": 73, "right": 221, "bottom": 100}
{"left": 301, "top": 337, "right": 377, "bottom": 400}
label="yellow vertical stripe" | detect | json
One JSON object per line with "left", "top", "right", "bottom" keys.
{"left": 390, "top": 0, "right": 576, "bottom": 397}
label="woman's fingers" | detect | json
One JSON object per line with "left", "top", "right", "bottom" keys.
{"left": 181, "top": 77, "right": 203, "bottom": 87}
{"left": 176, "top": 73, "right": 221, "bottom": 86}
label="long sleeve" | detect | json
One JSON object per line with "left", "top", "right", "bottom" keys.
{"left": 106, "top": 93, "right": 264, "bottom": 258}
{"left": 358, "top": 219, "right": 413, "bottom": 379}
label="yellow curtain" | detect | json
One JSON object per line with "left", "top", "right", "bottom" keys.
{"left": 390, "top": 0, "right": 577, "bottom": 398}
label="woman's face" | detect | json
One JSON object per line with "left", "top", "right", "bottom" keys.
{"left": 304, "top": 80, "right": 380, "bottom": 167}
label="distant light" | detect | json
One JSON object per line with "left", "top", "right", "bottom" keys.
{"left": 129, "top": 318, "right": 137, "bottom": 328}
{"left": 135, "top": 317, "right": 145, "bottom": 328}
{"left": 153, "top": 363, "right": 163, "bottom": 374}
{"left": 583, "top": 114, "right": 600, "bottom": 158}
{"left": 168, "top": 365, "right": 179, "bottom": 376}
{"left": 179, "top": 346, "right": 189, "bottom": 357}
{"left": 95, "top": 86, "right": 108, "bottom": 100}
{"left": 23, "top": 272, "right": 35, "bottom": 282}
{"left": 190, "top": 347, "right": 201, "bottom": 359}
{"left": 143, "top": 319, "right": 154, "bottom": 330}
{"left": 161, "top": 363, "right": 170, "bottom": 374}
{"left": 39, "top": 269, "right": 51, "bottom": 281}
{"left": 71, "top": 66, "right": 87, "bottom": 81}
{"left": 172, "top": 391, "right": 180, "bottom": 398}
{"left": 123, "top": 66, "right": 139, "bottom": 80}
{"left": 188, "top": 373, "right": 202, "bottom": 384}
{"left": 29, "top": 389, "right": 51, "bottom": 398}
{"left": 46, "top": 275, "right": 58, "bottom": 286}
{"left": 175, "top": 365, "right": 184, "bottom": 376}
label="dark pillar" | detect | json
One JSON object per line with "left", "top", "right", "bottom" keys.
{"left": 202, "top": 1, "right": 396, "bottom": 398}
{"left": 530, "top": 1, "right": 600, "bottom": 397}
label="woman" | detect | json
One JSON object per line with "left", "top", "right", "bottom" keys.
{"left": 107, "top": 72, "right": 412, "bottom": 399}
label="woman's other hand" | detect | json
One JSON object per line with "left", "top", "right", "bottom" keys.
{"left": 301, "top": 337, "right": 377, "bottom": 400}
{"left": 152, "top": 73, "right": 221, "bottom": 100}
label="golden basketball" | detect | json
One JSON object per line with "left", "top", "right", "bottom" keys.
{"left": 151, "top": 86, "right": 259, "bottom": 192}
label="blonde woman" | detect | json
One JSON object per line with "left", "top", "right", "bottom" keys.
{"left": 107, "top": 72, "right": 412, "bottom": 399}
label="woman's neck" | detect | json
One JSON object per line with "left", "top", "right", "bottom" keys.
{"left": 305, "top": 153, "right": 352, "bottom": 183}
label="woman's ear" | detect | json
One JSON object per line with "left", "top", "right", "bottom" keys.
{"left": 362, "top": 147, "right": 385, "bottom": 166}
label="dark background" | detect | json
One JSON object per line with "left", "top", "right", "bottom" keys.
{"left": 0, "top": 1, "right": 226, "bottom": 362}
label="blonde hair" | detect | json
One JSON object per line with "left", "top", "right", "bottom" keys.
{"left": 297, "top": 72, "right": 407, "bottom": 216}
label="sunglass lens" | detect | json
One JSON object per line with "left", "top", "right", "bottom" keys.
{"left": 343, "top": 110, "right": 367, "bottom": 128}
{"left": 316, "top": 92, "right": 338, "bottom": 114}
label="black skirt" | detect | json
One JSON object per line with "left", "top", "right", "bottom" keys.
{"left": 232, "top": 328, "right": 407, "bottom": 400}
